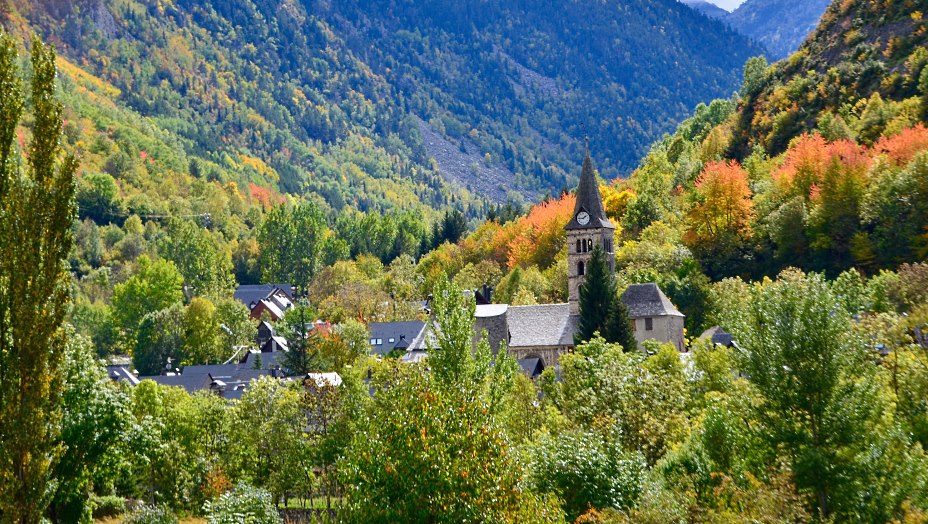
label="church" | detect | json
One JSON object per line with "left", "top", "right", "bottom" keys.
{"left": 412, "top": 151, "right": 687, "bottom": 371}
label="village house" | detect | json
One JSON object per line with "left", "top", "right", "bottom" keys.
{"left": 234, "top": 283, "right": 294, "bottom": 321}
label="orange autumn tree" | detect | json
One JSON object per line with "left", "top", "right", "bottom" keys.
{"left": 507, "top": 192, "right": 576, "bottom": 270}
{"left": 873, "top": 124, "right": 928, "bottom": 166}
{"left": 772, "top": 134, "right": 870, "bottom": 200}
{"left": 684, "top": 160, "right": 755, "bottom": 276}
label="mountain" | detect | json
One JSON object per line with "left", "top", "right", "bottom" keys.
{"left": 679, "top": 0, "right": 831, "bottom": 59}
{"left": 680, "top": 0, "right": 730, "bottom": 20}
{"left": 8, "top": 0, "right": 762, "bottom": 211}
{"left": 728, "top": 0, "right": 831, "bottom": 59}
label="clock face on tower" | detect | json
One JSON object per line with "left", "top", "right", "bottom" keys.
{"left": 576, "top": 211, "right": 590, "bottom": 226}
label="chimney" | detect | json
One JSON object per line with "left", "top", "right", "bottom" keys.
{"left": 482, "top": 284, "right": 493, "bottom": 304}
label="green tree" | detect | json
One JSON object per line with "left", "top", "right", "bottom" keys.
{"left": 111, "top": 256, "right": 184, "bottom": 345}
{"left": 339, "top": 363, "right": 562, "bottom": 523}
{"left": 75, "top": 172, "right": 123, "bottom": 225}
{"left": 576, "top": 246, "right": 615, "bottom": 343}
{"left": 182, "top": 296, "right": 223, "bottom": 365}
{"left": 133, "top": 303, "right": 186, "bottom": 376}
{"left": 576, "top": 246, "right": 637, "bottom": 351}
{"left": 0, "top": 36, "right": 78, "bottom": 523}
{"left": 160, "top": 219, "right": 234, "bottom": 297}
{"left": 51, "top": 336, "right": 130, "bottom": 523}
{"left": 720, "top": 270, "right": 925, "bottom": 519}
{"left": 530, "top": 428, "right": 645, "bottom": 521}
{"left": 257, "top": 202, "right": 327, "bottom": 291}
{"left": 230, "top": 378, "right": 311, "bottom": 504}
{"left": 339, "top": 280, "right": 559, "bottom": 522}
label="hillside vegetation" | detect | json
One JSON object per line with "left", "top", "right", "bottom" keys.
{"left": 14, "top": 0, "right": 761, "bottom": 207}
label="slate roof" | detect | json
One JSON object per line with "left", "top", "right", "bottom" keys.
{"left": 699, "top": 326, "right": 733, "bottom": 347}
{"left": 242, "top": 350, "right": 286, "bottom": 369}
{"left": 507, "top": 303, "right": 578, "bottom": 347}
{"left": 305, "top": 372, "right": 343, "bottom": 387}
{"left": 621, "top": 283, "right": 684, "bottom": 318}
{"left": 517, "top": 358, "right": 545, "bottom": 378}
{"left": 143, "top": 373, "right": 212, "bottom": 393}
{"left": 368, "top": 321, "right": 427, "bottom": 356}
{"left": 565, "top": 150, "right": 615, "bottom": 231}
{"left": 105, "top": 365, "right": 140, "bottom": 386}
{"left": 260, "top": 335, "right": 289, "bottom": 353}
{"left": 234, "top": 284, "right": 293, "bottom": 309}
{"left": 140, "top": 364, "right": 279, "bottom": 396}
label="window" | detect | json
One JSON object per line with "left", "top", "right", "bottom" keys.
{"left": 388, "top": 338, "right": 395, "bottom": 343}
{"left": 576, "top": 239, "right": 582, "bottom": 253}
{"left": 645, "top": 318, "right": 653, "bottom": 331}
{"left": 587, "top": 238, "right": 593, "bottom": 251}
{"left": 370, "top": 338, "right": 377, "bottom": 345}
{"left": 376, "top": 338, "right": 383, "bottom": 345}
{"left": 578, "top": 261, "right": 585, "bottom": 276}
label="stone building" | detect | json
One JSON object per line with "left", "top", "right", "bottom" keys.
{"left": 621, "top": 283, "right": 686, "bottom": 352}
{"left": 397, "top": 149, "right": 686, "bottom": 370}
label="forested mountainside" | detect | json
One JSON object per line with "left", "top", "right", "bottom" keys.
{"left": 731, "top": 0, "right": 928, "bottom": 156}
{"left": 12, "top": 0, "right": 760, "bottom": 208}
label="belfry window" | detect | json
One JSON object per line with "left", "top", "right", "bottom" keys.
{"left": 587, "top": 238, "right": 593, "bottom": 251}
{"left": 578, "top": 261, "right": 585, "bottom": 276}
{"left": 576, "top": 239, "right": 582, "bottom": 253}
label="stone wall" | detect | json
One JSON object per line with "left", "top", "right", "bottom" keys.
{"left": 508, "top": 345, "right": 571, "bottom": 369}
{"left": 632, "top": 315, "right": 685, "bottom": 352}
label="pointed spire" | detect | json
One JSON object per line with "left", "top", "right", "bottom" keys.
{"left": 566, "top": 146, "right": 614, "bottom": 230}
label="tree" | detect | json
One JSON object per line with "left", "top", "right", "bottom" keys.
{"left": 576, "top": 246, "right": 636, "bottom": 351}
{"left": 230, "top": 378, "right": 310, "bottom": 504}
{"left": 684, "top": 160, "right": 755, "bottom": 278}
{"left": 160, "top": 219, "right": 234, "bottom": 297}
{"left": 111, "top": 256, "right": 184, "bottom": 345}
{"left": 257, "top": 202, "right": 327, "bottom": 291}
{"left": 76, "top": 172, "right": 123, "bottom": 225}
{"left": 719, "top": 270, "right": 925, "bottom": 519}
{"left": 576, "top": 246, "right": 615, "bottom": 344}
{"left": 51, "top": 336, "right": 130, "bottom": 523}
{"left": 339, "top": 363, "right": 562, "bottom": 523}
{"left": 0, "top": 37, "right": 78, "bottom": 523}
{"left": 530, "top": 428, "right": 645, "bottom": 521}
{"left": 339, "top": 280, "right": 559, "bottom": 522}
{"left": 133, "top": 303, "right": 186, "bottom": 376}
{"left": 183, "top": 297, "right": 224, "bottom": 365}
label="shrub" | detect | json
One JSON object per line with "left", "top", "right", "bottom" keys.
{"left": 90, "top": 495, "right": 126, "bottom": 519}
{"left": 123, "top": 505, "right": 178, "bottom": 524}
{"left": 204, "top": 483, "right": 281, "bottom": 524}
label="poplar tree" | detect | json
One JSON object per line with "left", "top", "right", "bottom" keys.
{"left": 0, "top": 36, "right": 77, "bottom": 523}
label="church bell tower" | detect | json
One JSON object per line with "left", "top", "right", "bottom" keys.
{"left": 566, "top": 148, "right": 616, "bottom": 315}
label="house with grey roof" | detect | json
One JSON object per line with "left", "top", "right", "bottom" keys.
{"left": 368, "top": 320, "right": 426, "bottom": 356}
{"left": 621, "top": 283, "right": 686, "bottom": 352}
{"left": 699, "top": 326, "right": 735, "bottom": 348}
{"left": 234, "top": 284, "right": 294, "bottom": 321}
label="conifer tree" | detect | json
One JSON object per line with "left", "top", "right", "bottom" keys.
{"left": 605, "top": 292, "right": 639, "bottom": 353}
{"left": 575, "top": 246, "right": 638, "bottom": 351}
{"left": 0, "top": 36, "right": 77, "bottom": 523}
